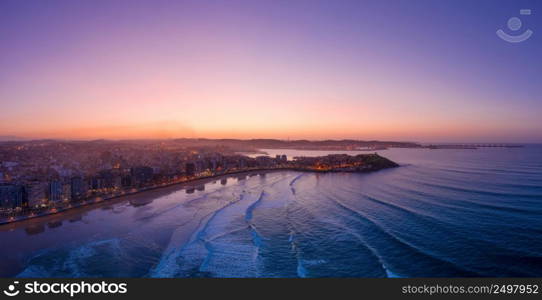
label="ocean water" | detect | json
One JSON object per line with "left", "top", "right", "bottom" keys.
{"left": 1, "top": 146, "right": 541, "bottom": 278}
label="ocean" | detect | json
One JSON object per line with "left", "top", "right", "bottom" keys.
{"left": 1, "top": 146, "right": 541, "bottom": 277}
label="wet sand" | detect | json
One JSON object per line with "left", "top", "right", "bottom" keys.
{"left": 0, "top": 169, "right": 277, "bottom": 232}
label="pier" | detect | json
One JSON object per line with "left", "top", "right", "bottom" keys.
{"left": 425, "top": 144, "right": 523, "bottom": 150}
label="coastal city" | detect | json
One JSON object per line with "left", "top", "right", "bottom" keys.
{"left": 1, "top": 0, "right": 541, "bottom": 283}
{"left": 0, "top": 139, "right": 398, "bottom": 223}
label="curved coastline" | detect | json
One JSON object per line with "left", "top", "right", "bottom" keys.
{"left": 0, "top": 159, "right": 399, "bottom": 227}
{"left": 0, "top": 169, "right": 276, "bottom": 227}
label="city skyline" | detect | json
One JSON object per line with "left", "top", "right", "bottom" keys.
{"left": 1, "top": 0, "right": 542, "bottom": 143}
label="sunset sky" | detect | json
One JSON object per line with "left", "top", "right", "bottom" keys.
{"left": 1, "top": 0, "right": 541, "bottom": 142}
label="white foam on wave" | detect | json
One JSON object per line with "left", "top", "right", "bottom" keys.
{"left": 151, "top": 173, "right": 309, "bottom": 278}
{"left": 297, "top": 261, "right": 308, "bottom": 278}
{"left": 296, "top": 259, "right": 327, "bottom": 278}
{"left": 17, "top": 265, "right": 50, "bottom": 278}
{"left": 289, "top": 173, "right": 305, "bottom": 195}
{"left": 149, "top": 206, "right": 220, "bottom": 277}
{"left": 150, "top": 177, "right": 281, "bottom": 277}
{"left": 17, "top": 238, "right": 122, "bottom": 278}
{"left": 245, "top": 191, "right": 265, "bottom": 221}
{"left": 149, "top": 185, "right": 251, "bottom": 277}
{"left": 384, "top": 267, "right": 402, "bottom": 278}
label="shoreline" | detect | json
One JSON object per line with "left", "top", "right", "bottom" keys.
{"left": 0, "top": 162, "right": 398, "bottom": 226}
{"left": 0, "top": 168, "right": 282, "bottom": 226}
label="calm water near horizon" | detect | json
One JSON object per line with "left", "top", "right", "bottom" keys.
{"left": 1, "top": 146, "right": 541, "bottom": 277}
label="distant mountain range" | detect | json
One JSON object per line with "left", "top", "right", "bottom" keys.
{"left": 0, "top": 137, "right": 422, "bottom": 149}
{"left": 171, "top": 138, "right": 422, "bottom": 150}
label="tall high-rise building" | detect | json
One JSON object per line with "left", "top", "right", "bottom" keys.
{"left": 0, "top": 184, "right": 27, "bottom": 209}
{"left": 48, "top": 180, "right": 63, "bottom": 202}
{"left": 131, "top": 166, "right": 153, "bottom": 186}
{"left": 70, "top": 177, "right": 87, "bottom": 200}
{"left": 185, "top": 163, "right": 196, "bottom": 177}
{"left": 62, "top": 183, "right": 72, "bottom": 202}
{"left": 26, "top": 182, "right": 48, "bottom": 208}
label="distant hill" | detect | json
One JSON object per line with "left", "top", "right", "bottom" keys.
{"left": 171, "top": 138, "right": 422, "bottom": 150}
{"left": 0, "top": 137, "right": 423, "bottom": 150}
{"left": 0, "top": 135, "right": 27, "bottom": 141}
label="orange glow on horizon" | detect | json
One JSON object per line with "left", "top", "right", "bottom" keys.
{"left": 4, "top": 118, "right": 536, "bottom": 143}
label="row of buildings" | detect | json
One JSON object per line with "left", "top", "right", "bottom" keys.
{"left": 1, "top": 153, "right": 290, "bottom": 212}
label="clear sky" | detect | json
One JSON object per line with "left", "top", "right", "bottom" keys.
{"left": 1, "top": 0, "right": 541, "bottom": 142}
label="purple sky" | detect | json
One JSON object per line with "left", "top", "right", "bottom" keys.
{"left": 1, "top": 0, "right": 541, "bottom": 142}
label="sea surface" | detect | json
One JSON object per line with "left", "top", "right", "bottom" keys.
{"left": 1, "top": 146, "right": 541, "bottom": 277}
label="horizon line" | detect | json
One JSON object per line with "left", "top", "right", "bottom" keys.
{"left": 0, "top": 137, "right": 535, "bottom": 145}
